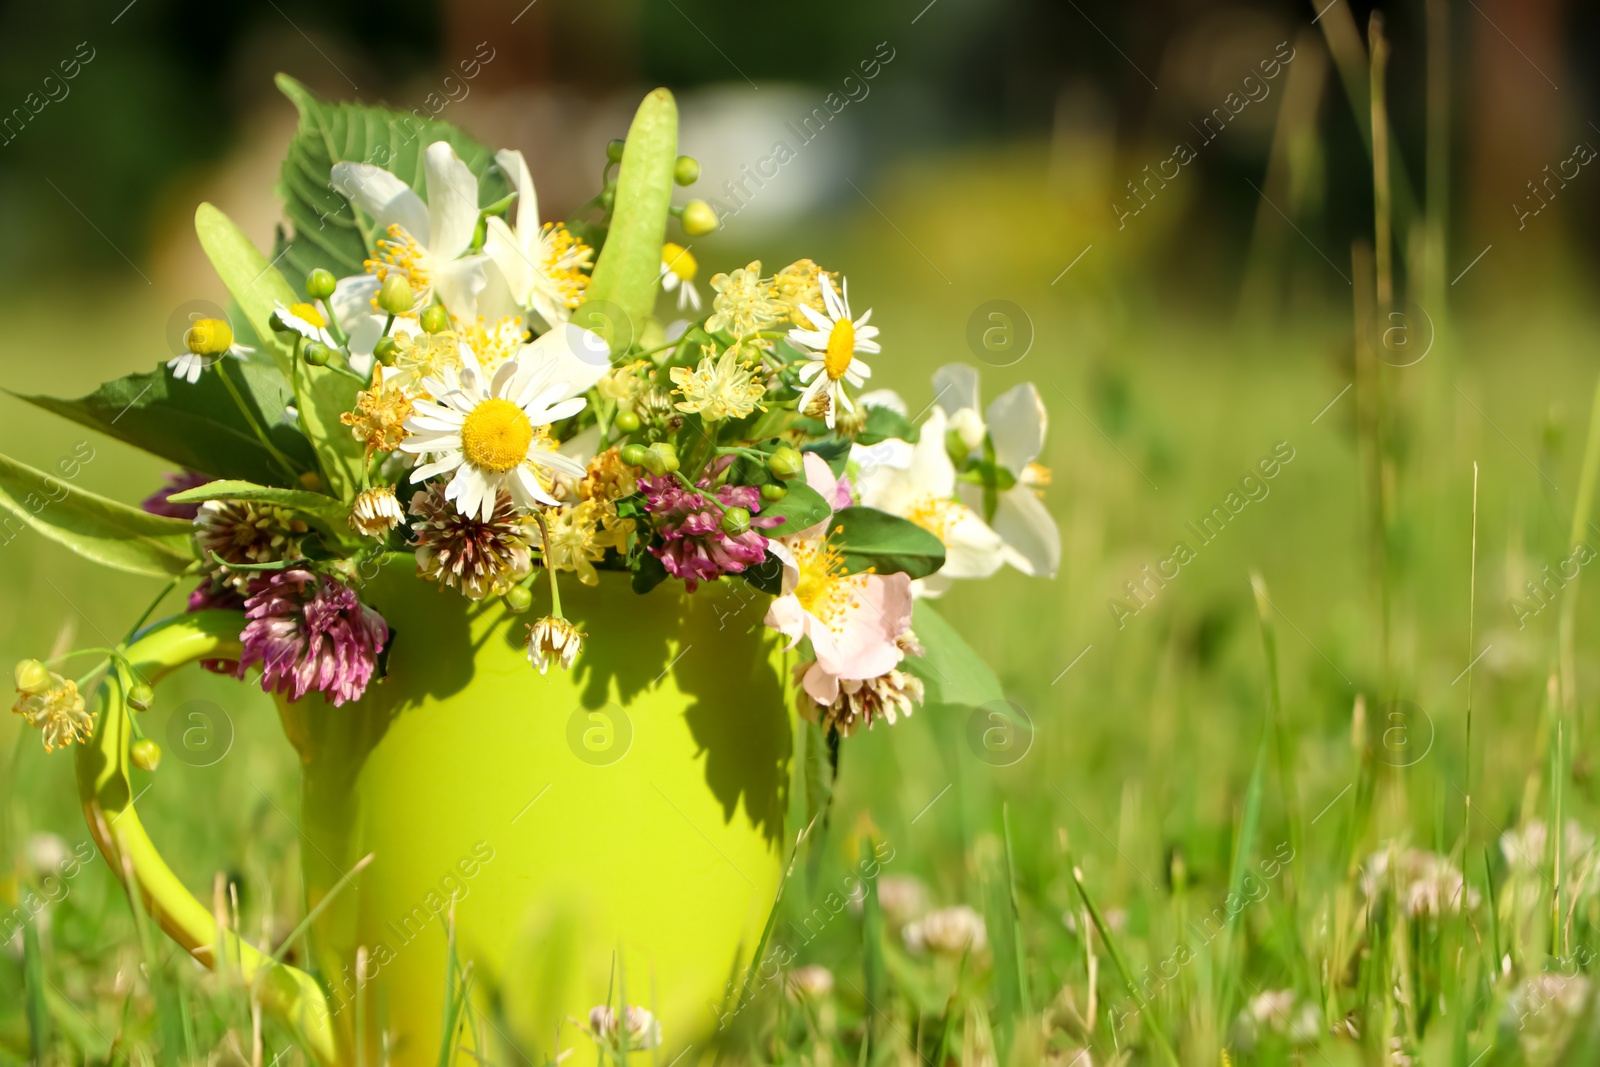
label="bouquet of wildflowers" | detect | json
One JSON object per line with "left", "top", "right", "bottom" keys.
{"left": 5, "top": 78, "right": 1058, "bottom": 756}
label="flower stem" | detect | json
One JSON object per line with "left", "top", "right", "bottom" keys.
{"left": 215, "top": 359, "right": 299, "bottom": 484}
{"left": 533, "top": 510, "right": 563, "bottom": 617}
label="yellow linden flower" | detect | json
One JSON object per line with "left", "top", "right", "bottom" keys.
{"left": 669, "top": 345, "right": 767, "bottom": 422}
{"left": 772, "top": 259, "right": 836, "bottom": 325}
{"left": 342, "top": 367, "right": 415, "bottom": 457}
{"left": 385, "top": 329, "right": 462, "bottom": 396}
{"left": 13, "top": 671, "right": 92, "bottom": 752}
{"left": 540, "top": 500, "right": 629, "bottom": 586}
{"left": 705, "top": 260, "right": 782, "bottom": 339}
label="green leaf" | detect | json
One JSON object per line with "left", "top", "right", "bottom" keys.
{"left": 830, "top": 506, "right": 945, "bottom": 578}
{"left": 14, "top": 362, "right": 313, "bottom": 487}
{"left": 906, "top": 600, "right": 1004, "bottom": 709}
{"left": 579, "top": 89, "right": 678, "bottom": 348}
{"left": 167, "top": 478, "right": 356, "bottom": 547}
{"left": 195, "top": 202, "right": 364, "bottom": 500}
{"left": 273, "top": 74, "right": 509, "bottom": 285}
{"left": 802, "top": 439, "right": 852, "bottom": 477}
{"left": 857, "top": 404, "right": 918, "bottom": 445}
{"left": 757, "top": 481, "right": 831, "bottom": 534}
{"left": 0, "top": 451, "right": 196, "bottom": 577}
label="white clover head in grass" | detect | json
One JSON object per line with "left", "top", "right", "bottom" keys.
{"left": 930, "top": 363, "right": 1060, "bottom": 580}
{"left": 400, "top": 323, "right": 610, "bottom": 520}
{"left": 329, "top": 141, "right": 490, "bottom": 357}
{"left": 481, "top": 149, "right": 593, "bottom": 328}
{"left": 787, "top": 274, "right": 879, "bottom": 428}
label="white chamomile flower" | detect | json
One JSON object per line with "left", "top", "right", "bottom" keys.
{"left": 330, "top": 141, "right": 490, "bottom": 357}
{"left": 273, "top": 301, "right": 338, "bottom": 348}
{"left": 400, "top": 323, "right": 611, "bottom": 520}
{"left": 787, "top": 274, "right": 879, "bottom": 428}
{"left": 659, "top": 242, "right": 702, "bottom": 311}
{"left": 166, "top": 316, "right": 254, "bottom": 384}
{"left": 481, "top": 149, "right": 593, "bottom": 328}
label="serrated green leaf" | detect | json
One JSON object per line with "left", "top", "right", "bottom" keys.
{"left": 830, "top": 505, "right": 946, "bottom": 578}
{"left": 15, "top": 362, "right": 313, "bottom": 486}
{"left": 758, "top": 481, "right": 831, "bottom": 534}
{"left": 273, "top": 73, "right": 509, "bottom": 285}
{"left": 195, "top": 202, "right": 364, "bottom": 499}
{"left": 0, "top": 451, "right": 196, "bottom": 577}
{"left": 906, "top": 600, "right": 1004, "bottom": 710}
{"left": 579, "top": 89, "right": 678, "bottom": 348}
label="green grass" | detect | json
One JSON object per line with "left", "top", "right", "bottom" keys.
{"left": 5, "top": 128, "right": 1600, "bottom": 1067}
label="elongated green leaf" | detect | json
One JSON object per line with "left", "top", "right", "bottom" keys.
{"left": 906, "top": 600, "right": 1004, "bottom": 709}
{"left": 168, "top": 478, "right": 356, "bottom": 546}
{"left": 758, "top": 481, "right": 831, "bottom": 534}
{"left": 579, "top": 89, "right": 678, "bottom": 347}
{"left": 274, "top": 73, "right": 509, "bottom": 284}
{"left": 15, "top": 362, "right": 313, "bottom": 486}
{"left": 831, "top": 506, "right": 946, "bottom": 578}
{"left": 196, "top": 202, "right": 364, "bottom": 499}
{"left": 0, "top": 452, "right": 196, "bottom": 576}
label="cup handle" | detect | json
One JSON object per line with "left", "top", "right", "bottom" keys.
{"left": 73, "top": 609, "right": 338, "bottom": 1066}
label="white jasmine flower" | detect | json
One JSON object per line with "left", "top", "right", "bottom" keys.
{"left": 482, "top": 149, "right": 593, "bottom": 327}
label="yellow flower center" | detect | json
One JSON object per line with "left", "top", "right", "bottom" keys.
{"left": 542, "top": 223, "right": 592, "bottom": 309}
{"left": 460, "top": 398, "right": 535, "bottom": 473}
{"left": 662, "top": 242, "right": 697, "bottom": 282}
{"left": 793, "top": 536, "right": 860, "bottom": 624}
{"left": 824, "top": 318, "right": 856, "bottom": 380}
{"left": 290, "top": 302, "right": 326, "bottom": 329}
{"left": 904, "top": 495, "right": 959, "bottom": 546}
{"left": 364, "top": 223, "right": 431, "bottom": 291}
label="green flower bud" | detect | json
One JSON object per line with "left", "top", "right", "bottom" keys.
{"left": 130, "top": 738, "right": 162, "bottom": 772}
{"left": 504, "top": 585, "right": 533, "bottom": 613}
{"left": 721, "top": 506, "right": 751, "bottom": 536}
{"left": 420, "top": 305, "right": 450, "bottom": 334}
{"left": 680, "top": 199, "right": 719, "bottom": 236}
{"left": 620, "top": 443, "right": 650, "bottom": 468}
{"left": 377, "top": 273, "right": 415, "bottom": 316}
{"left": 185, "top": 318, "right": 234, "bottom": 357}
{"left": 373, "top": 336, "right": 399, "bottom": 366}
{"left": 673, "top": 155, "right": 701, "bottom": 186}
{"left": 128, "top": 683, "right": 155, "bottom": 711}
{"left": 614, "top": 409, "right": 641, "bottom": 434}
{"left": 606, "top": 139, "right": 626, "bottom": 163}
{"left": 303, "top": 342, "right": 332, "bottom": 367}
{"left": 767, "top": 446, "right": 805, "bottom": 480}
{"left": 305, "top": 268, "right": 337, "bottom": 300}
{"left": 650, "top": 444, "right": 680, "bottom": 474}
{"left": 760, "top": 482, "right": 788, "bottom": 503}
{"left": 13, "top": 658, "right": 50, "bottom": 695}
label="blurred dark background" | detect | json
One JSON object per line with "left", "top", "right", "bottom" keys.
{"left": 0, "top": 0, "right": 1595, "bottom": 308}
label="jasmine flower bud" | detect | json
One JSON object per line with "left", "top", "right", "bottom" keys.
{"left": 504, "top": 585, "right": 533, "bottom": 613}
{"left": 303, "top": 342, "right": 332, "bottom": 367}
{"left": 721, "top": 506, "right": 751, "bottom": 536}
{"left": 673, "top": 155, "right": 700, "bottom": 185}
{"left": 128, "top": 683, "right": 155, "bottom": 711}
{"left": 767, "top": 446, "right": 804, "bottom": 480}
{"left": 420, "top": 305, "right": 450, "bottom": 334}
{"left": 305, "top": 268, "right": 337, "bottom": 300}
{"left": 606, "top": 139, "right": 626, "bottom": 163}
{"left": 614, "top": 409, "right": 641, "bottom": 434}
{"left": 681, "top": 199, "right": 719, "bottom": 236}
{"left": 13, "top": 658, "right": 50, "bottom": 695}
{"left": 130, "top": 738, "right": 162, "bottom": 771}
{"left": 373, "top": 336, "right": 399, "bottom": 366}
{"left": 760, "top": 482, "right": 787, "bottom": 503}
{"left": 377, "top": 274, "right": 415, "bottom": 316}
{"left": 620, "top": 443, "right": 650, "bottom": 468}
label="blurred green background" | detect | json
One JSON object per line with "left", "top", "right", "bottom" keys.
{"left": 5, "top": 0, "right": 1600, "bottom": 1063}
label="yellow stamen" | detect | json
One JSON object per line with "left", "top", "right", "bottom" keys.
{"left": 904, "top": 495, "right": 959, "bottom": 546}
{"left": 289, "top": 302, "right": 326, "bottom": 329}
{"left": 542, "top": 223, "right": 592, "bottom": 309}
{"left": 461, "top": 398, "right": 535, "bottom": 473}
{"left": 793, "top": 538, "right": 862, "bottom": 623}
{"left": 364, "top": 223, "right": 432, "bottom": 291}
{"left": 662, "top": 242, "right": 697, "bottom": 282}
{"left": 824, "top": 318, "right": 856, "bottom": 380}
